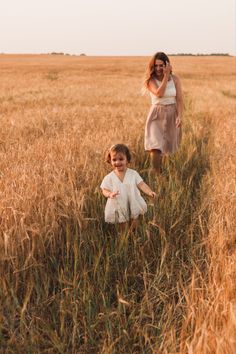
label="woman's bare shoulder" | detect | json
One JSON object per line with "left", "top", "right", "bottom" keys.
{"left": 148, "top": 77, "right": 157, "bottom": 83}
{"left": 148, "top": 77, "right": 158, "bottom": 88}
{"left": 172, "top": 74, "right": 182, "bottom": 84}
{"left": 172, "top": 74, "right": 180, "bottom": 82}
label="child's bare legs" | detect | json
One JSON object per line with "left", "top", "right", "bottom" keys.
{"left": 118, "top": 219, "right": 139, "bottom": 233}
{"left": 150, "top": 149, "right": 162, "bottom": 175}
{"left": 130, "top": 218, "right": 139, "bottom": 232}
{"left": 118, "top": 222, "right": 129, "bottom": 232}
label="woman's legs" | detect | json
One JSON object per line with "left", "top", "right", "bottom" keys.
{"left": 150, "top": 149, "right": 162, "bottom": 175}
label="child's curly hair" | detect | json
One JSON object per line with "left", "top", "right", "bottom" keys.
{"left": 105, "top": 144, "right": 131, "bottom": 164}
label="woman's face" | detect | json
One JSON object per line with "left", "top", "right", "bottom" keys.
{"left": 154, "top": 59, "right": 165, "bottom": 77}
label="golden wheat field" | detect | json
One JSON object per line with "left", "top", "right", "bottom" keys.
{"left": 0, "top": 54, "right": 235, "bottom": 353}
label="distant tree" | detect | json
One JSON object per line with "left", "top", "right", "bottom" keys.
{"left": 50, "top": 52, "right": 65, "bottom": 55}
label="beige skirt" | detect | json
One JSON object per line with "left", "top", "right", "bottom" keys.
{"left": 144, "top": 104, "right": 182, "bottom": 153}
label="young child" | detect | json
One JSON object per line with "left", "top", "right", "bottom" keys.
{"left": 100, "top": 144, "right": 156, "bottom": 229}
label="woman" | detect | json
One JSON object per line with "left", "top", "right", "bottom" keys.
{"left": 144, "top": 52, "right": 183, "bottom": 175}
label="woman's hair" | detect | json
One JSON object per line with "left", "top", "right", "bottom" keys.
{"left": 105, "top": 144, "right": 131, "bottom": 164}
{"left": 143, "top": 52, "right": 170, "bottom": 89}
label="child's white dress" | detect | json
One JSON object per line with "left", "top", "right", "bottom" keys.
{"left": 100, "top": 168, "right": 147, "bottom": 223}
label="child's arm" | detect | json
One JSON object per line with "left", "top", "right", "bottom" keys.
{"left": 102, "top": 188, "right": 119, "bottom": 199}
{"left": 137, "top": 182, "right": 156, "bottom": 198}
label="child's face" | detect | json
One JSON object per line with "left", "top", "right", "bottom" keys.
{"left": 110, "top": 151, "right": 128, "bottom": 172}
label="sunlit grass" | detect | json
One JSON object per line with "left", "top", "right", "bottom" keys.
{"left": 0, "top": 54, "right": 235, "bottom": 353}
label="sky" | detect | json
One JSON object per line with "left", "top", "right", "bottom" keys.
{"left": 1, "top": 0, "right": 235, "bottom": 56}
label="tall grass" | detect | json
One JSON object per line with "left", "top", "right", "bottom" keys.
{"left": 0, "top": 54, "right": 235, "bottom": 353}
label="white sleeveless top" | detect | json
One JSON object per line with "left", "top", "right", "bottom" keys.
{"left": 150, "top": 76, "right": 176, "bottom": 105}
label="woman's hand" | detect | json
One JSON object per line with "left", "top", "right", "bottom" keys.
{"left": 176, "top": 116, "right": 182, "bottom": 128}
{"left": 163, "top": 62, "right": 172, "bottom": 77}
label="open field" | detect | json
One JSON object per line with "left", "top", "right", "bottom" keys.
{"left": 0, "top": 54, "right": 235, "bottom": 353}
